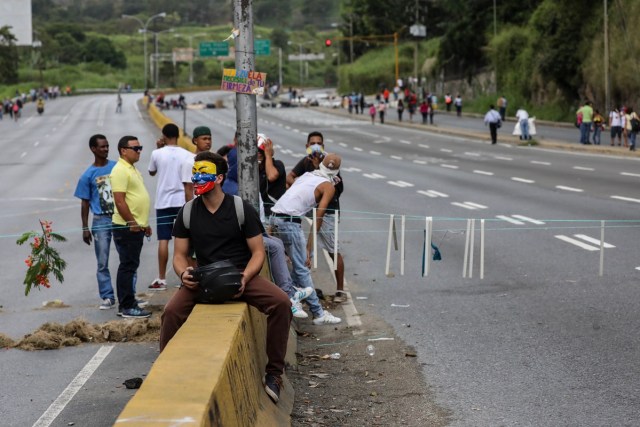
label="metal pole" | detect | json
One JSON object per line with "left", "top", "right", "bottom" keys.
{"left": 299, "top": 43, "right": 303, "bottom": 90}
{"left": 278, "top": 47, "right": 283, "bottom": 88}
{"left": 189, "top": 36, "right": 194, "bottom": 85}
{"left": 233, "top": 0, "right": 259, "bottom": 210}
{"left": 349, "top": 16, "right": 354, "bottom": 63}
{"left": 604, "top": 0, "right": 610, "bottom": 112}
{"left": 394, "top": 32, "right": 399, "bottom": 84}
{"left": 143, "top": 31, "right": 148, "bottom": 89}
{"left": 154, "top": 33, "right": 159, "bottom": 89}
{"left": 493, "top": 0, "right": 498, "bottom": 92}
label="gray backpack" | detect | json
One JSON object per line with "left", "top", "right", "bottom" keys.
{"left": 182, "top": 195, "right": 245, "bottom": 230}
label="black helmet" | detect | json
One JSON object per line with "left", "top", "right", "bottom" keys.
{"left": 192, "top": 260, "right": 242, "bottom": 304}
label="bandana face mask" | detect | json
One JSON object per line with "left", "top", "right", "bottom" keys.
{"left": 313, "top": 162, "right": 340, "bottom": 183}
{"left": 192, "top": 161, "right": 218, "bottom": 195}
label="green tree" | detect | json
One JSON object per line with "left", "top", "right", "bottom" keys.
{"left": 0, "top": 26, "right": 19, "bottom": 84}
{"left": 83, "top": 36, "right": 127, "bottom": 69}
{"left": 54, "top": 33, "right": 83, "bottom": 65}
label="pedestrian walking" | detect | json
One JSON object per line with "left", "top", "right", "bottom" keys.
{"left": 484, "top": 105, "right": 502, "bottom": 144}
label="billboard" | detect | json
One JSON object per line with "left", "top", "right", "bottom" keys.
{"left": 0, "top": 0, "right": 33, "bottom": 46}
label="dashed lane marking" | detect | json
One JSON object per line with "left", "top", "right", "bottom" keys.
{"left": 363, "top": 173, "right": 386, "bottom": 179}
{"left": 573, "top": 166, "right": 595, "bottom": 171}
{"left": 413, "top": 160, "right": 427, "bottom": 165}
{"left": 465, "top": 152, "right": 480, "bottom": 156}
{"left": 353, "top": 147, "right": 363, "bottom": 151}
{"left": 554, "top": 235, "right": 599, "bottom": 251}
{"left": 556, "top": 185, "right": 584, "bottom": 192}
{"left": 370, "top": 151, "right": 381, "bottom": 155}
{"left": 573, "top": 234, "right": 615, "bottom": 248}
{"left": 34, "top": 141, "right": 40, "bottom": 146}
{"left": 440, "top": 148, "right": 453, "bottom": 153}
{"left": 388, "top": 180, "right": 414, "bottom": 188}
{"left": 417, "top": 190, "right": 449, "bottom": 198}
{"left": 341, "top": 167, "right": 362, "bottom": 172}
{"left": 531, "top": 160, "right": 551, "bottom": 165}
{"left": 511, "top": 215, "right": 546, "bottom": 225}
{"left": 400, "top": 140, "right": 412, "bottom": 144}
{"left": 511, "top": 177, "right": 535, "bottom": 183}
{"left": 451, "top": 201, "right": 487, "bottom": 210}
{"left": 620, "top": 172, "right": 640, "bottom": 178}
{"left": 419, "top": 144, "right": 430, "bottom": 149}
{"left": 495, "top": 156, "right": 513, "bottom": 161}
{"left": 496, "top": 215, "right": 525, "bottom": 225}
{"left": 390, "top": 155, "right": 403, "bottom": 160}
{"left": 473, "top": 170, "right": 494, "bottom": 176}
{"left": 611, "top": 195, "right": 640, "bottom": 203}
{"left": 21, "top": 152, "right": 27, "bottom": 158}
{"left": 339, "top": 142, "right": 348, "bottom": 147}
{"left": 441, "top": 164, "right": 459, "bottom": 169}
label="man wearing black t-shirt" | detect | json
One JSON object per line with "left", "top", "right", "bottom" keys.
{"left": 258, "top": 136, "right": 286, "bottom": 217}
{"left": 286, "top": 131, "right": 346, "bottom": 303}
{"left": 160, "top": 151, "right": 292, "bottom": 404}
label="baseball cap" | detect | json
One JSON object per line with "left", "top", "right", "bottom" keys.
{"left": 193, "top": 126, "right": 211, "bottom": 138}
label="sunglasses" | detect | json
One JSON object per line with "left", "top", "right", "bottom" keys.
{"left": 123, "top": 146, "right": 143, "bottom": 152}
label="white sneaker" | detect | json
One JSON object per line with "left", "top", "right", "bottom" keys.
{"left": 292, "top": 286, "right": 314, "bottom": 302}
{"left": 312, "top": 310, "right": 341, "bottom": 325}
{"left": 99, "top": 299, "right": 114, "bottom": 310}
{"left": 290, "top": 300, "right": 308, "bottom": 318}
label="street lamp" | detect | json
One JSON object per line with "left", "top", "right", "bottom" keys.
{"left": 288, "top": 40, "right": 314, "bottom": 91}
{"left": 122, "top": 12, "right": 166, "bottom": 90}
{"left": 149, "top": 28, "right": 174, "bottom": 89}
{"left": 175, "top": 33, "right": 206, "bottom": 85}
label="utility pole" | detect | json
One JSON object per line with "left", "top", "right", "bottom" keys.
{"left": 493, "top": 0, "right": 498, "bottom": 93}
{"left": 604, "top": 0, "right": 610, "bottom": 112}
{"left": 233, "top": 0, "right": 259, "bottom": 209}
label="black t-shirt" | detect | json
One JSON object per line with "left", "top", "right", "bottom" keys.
{"left": 291, "top": 157, "right": 343, "bottom": 212}
{"left": 259, "top": 158, "right": 287, "bottom": 217}
{"left": 172, "top": 195, "right": 264, "bottom": 269}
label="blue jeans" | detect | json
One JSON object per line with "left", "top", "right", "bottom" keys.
{"left": 580, "top": 122, "right": 591, "bottom": 144}
{"left": 592, "top": 126, "right": 601, "bottom": 145}
{"left": 630, "top": 131, "right": 637, "bottom": 150}
{"left": 112, "top": 225, "right": 145, "bottom": 311}
{"left": 271, "top": 218, "right": 323, "bottom": 317}
{"left": 92, "top": 215, "right": 114, "bottom": 302}
{"left": 520, "top": 119, "right": 530, "bottom": 140}
{"left": 264, "top": 234, "right": 296, "bottom": 298}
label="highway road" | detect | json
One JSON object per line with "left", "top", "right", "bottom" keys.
{"left": 1, "top": 91, "right": 638, "bottom": 426}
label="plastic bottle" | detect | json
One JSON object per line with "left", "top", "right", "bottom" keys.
{"left": 366, "top": 344, "right": 375, "bottom": 356}
{"left": 329, "top": 352, "right": 341, "bottom": 360}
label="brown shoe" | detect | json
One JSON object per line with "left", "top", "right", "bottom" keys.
{"left": 333, "top": 291, "right": 348, "bottom": 303}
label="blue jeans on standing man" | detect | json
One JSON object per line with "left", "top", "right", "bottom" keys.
{"left": 592, "top": 126, "right": 602, "bottom": 145}
{"left": 520, "top": 119, "right": 530, "bottom": 140}
{"left": 580, "top": 122, "right": 592, "bottom": 144}
{"left": 112, "top": 225, "right": 145, "bottom": 311}
{"left": 271, "top": 218, "right": 324, "bottom": 318}
{"left": 92, "top": 215, "right": 114, "bottom": 302}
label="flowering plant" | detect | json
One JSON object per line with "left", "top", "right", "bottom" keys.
{"left": 16, "top": 220, "right": 67, "bottom": 296}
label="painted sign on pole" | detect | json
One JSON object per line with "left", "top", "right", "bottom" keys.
{"left": 220, "top": 68, "right": 267, "bottom": 95}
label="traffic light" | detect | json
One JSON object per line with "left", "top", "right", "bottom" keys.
{"left": 325, "top": 39, "right": 332, "bottom": 47}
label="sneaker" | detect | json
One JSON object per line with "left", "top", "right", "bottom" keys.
{"left": 312, "top": 310, "right": 342, "bottom": 325}
{"left": 99, "top": 299, "right": 114, "bottom": 310}
{"left": 333, "top": 291, "right": 348, "bottom": 303}
{"left": 264, "top": 374, "right": 282, "bottom": 403}
{"left": 292, "top": 286, "right": 314, "bottom": 302}
{"left": 121, "top": 307, "right": 151, "bottom": 318}
{"left": 136, "top": 299, "right": 149, "bottom": 308}
{"left": 148, "top": 279, "right": 167, "bottom": 291}
{"left": 290, "top": 300, "right": 308, "bottom": 319}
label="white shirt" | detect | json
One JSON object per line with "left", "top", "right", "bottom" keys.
{"left": 271, "top": 172, "right": 329, "bottom": 217}
{"left": 484, "top": 109, "right": 501, "bottom": 124}
{"left": 516, "top": 109, "right": 529, "bottom": 121}
{"left": 609, "top": 110, "right": 622, "bottom": 127}
{"left": 148, "top": 145, "right": 193, "bottom": 209}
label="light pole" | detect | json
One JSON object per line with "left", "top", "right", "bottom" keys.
{"left": 151, "top": 28, "right": 174, "bottom": 89}
{"left": 122, "top": 12, "right": 166, "bottom": 90}
{"left": 288, "top": 40, "right": 314, "bottom": 91}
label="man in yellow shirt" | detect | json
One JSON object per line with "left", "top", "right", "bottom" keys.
{"left": 111, "top": 135, "right": 152, "bottom": 318}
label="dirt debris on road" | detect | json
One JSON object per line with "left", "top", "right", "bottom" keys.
{"left": 289, "top": 296, "right": 452, "bottom": 426}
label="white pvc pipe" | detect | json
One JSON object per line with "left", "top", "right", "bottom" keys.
{"left": 469, "top": 219, "right": 475, "bottom": 278}
{"left": 312, "top": 208, "right": 318, "bottom": 269}
{"left": 463, "top": 219, "right": 471, "bottom": 278}
{"left": 334, "top": 210, "right": 339, "bottom": 271}
{"left": 400, "top": 215, "right": 406, "bottom": 276}
{"left": 385, "top": 214, "right": 394, "bottom": 276}
{"left": 599, "top": 220, "right": 605, "bottom": 277}
{"left": 480, "top": 219, "right": 485, "bottom": 280}
{"left": 426, "top": 216, "right": 433, "bottom": 277}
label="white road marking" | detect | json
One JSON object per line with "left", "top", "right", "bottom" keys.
{"left": 511, "top": 177, "right": 535, "bottom": 183}
{"left": 440, "top": 148, "right": 453, "bottom": 153}
{"left": 511, "top": 215, "right": 546, "bottom": 225}
{"left": 611, "top": 195, "right": 640, "bottom": 203}
{"left": 363, "top": 173, "right": 386, "bottom": 179}
{"left": 33, "top": 345, "right": 114, "bottom": 427}
{"left": 463, "top": 201, "right": 488, "bottom": 209}
{"left": 413, "top": 160, "right": 427, "bottom": 165}
{"left": 353, "top": 147, "right": 363, "bottom": 151}
{"left": 495, "top": 156, "right": 513, "bottom": 161}
{"left": 531, "top": 160, "right": 551, "bottom": 165}
{"left": 34, "top": 141, "right": 40, "bottom": 146}
{"left": 326, "top": 139, "right": 334, "bottom": 143}
{"left": 390, "top": 155, "right": 403, "bottom": 160}
{"left": 339, "top": 142, "right": 348, "bottom": 147}
{"left": 464, "top": 152, "right": 480, "bottom": 157}
{"left": 293, "top": 128, "right": 300, "bottom": 133}
{"left": 388, "top": 180, "right": 414, "bottom": 187}
{"left": 62, "top": 113, "right": 70, "bottom": 123}
{"left": 370, "top": 151, "right": 381, "bottom": 155}
{"left": 441, "top": 164, "right": 459, "bottom": 169}
{"left": 341, "top": 167, "right": 362, "bottom": 172}
{"left": 636, "top": 267, "right": 640, "bottom": 271}
{"left": 417, "top": 190, "right": 448, "bottom": 198}
{"left": 473, "top": 170, "right": 494, "bottom": 176}
{"left": 418, "top": 144, "right": 430, "bottom": 149}
{"left": 452, "top": 202, "right": 487, "bottom": 210}
{"left": 555, "top": 185, "right": 584, "bottom": 192}
{"left": 573, "top": 234, "right": 615, "bottom": 248}
{"left": 554, "top": 235, "right": 600, "bottom": 251}
{"left": 373, "top": 139, "right": 387, "bottom": 144}
{"left": 400, "top": 140, "right": 412, "bottom": 145}
{"left": 21, "top": 152, "right": 27, "bottom": 158}
{"left": 285, "top": 126, "right": 291, "bottom": 130}
{"left": 620, "top": 172, "right": 640, "bottom": 178}
{"left": 573, "top": 166, "right": 595, "bottom": 171}
{"left": 496, "top": 215, "right": 525, "bottom": 225}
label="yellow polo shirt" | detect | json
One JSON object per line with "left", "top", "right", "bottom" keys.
{"left": 111, "top": 158, "right": 151, "bottom": 227}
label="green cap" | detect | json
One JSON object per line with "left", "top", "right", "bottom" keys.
{"left": 193, "top": 126, "right": 211, "bottom": 138}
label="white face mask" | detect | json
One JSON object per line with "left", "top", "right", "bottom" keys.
{"left": 314, "top": 162, "right": 339, "bottom": 182}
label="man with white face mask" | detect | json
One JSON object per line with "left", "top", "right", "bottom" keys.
{"left": 271, "top": 154, "right": 343, "bottom": 325}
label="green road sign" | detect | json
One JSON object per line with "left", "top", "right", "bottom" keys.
{"left": 255, "top": 39, "right": 271, "bottom": 56}
{"left": 199, "top": 41, "right": 229, "bottom": 57}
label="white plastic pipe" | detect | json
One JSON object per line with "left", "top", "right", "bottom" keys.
{"left": 400, "top": 215, "right": 406, "bottom": 276}
{"left": 599, "top": 220, "right": 605, "bottom": 277}
{"left": 468, "top": 219, "right": 475, "bottom": 278}
{"left": 463, "top": 219, "right": 471, "bottom": 278}
{"left": 480, "top": 219, "right": 485, "bottom": 279}
{"left": 312, "top": 208, "right": 318, "bottom": 269}
{"left": 334, "top": 210, "right": 339, "bottom": 271}
{"left": 385, "top": 214, "right": 394, "bottom": 276}
{"left": 425, "top": 216, "right": 433, "bottom": 277}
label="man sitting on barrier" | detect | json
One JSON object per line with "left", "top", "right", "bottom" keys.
{"left": 160, "top": 151, "right": 292, "bottom": 404}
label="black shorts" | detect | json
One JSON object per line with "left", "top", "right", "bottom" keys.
{"left": 610, "top": 126, "right": 622, "bottom": 138}
{"left": 156, "top": 207, "right": 181, "bottom": 240}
